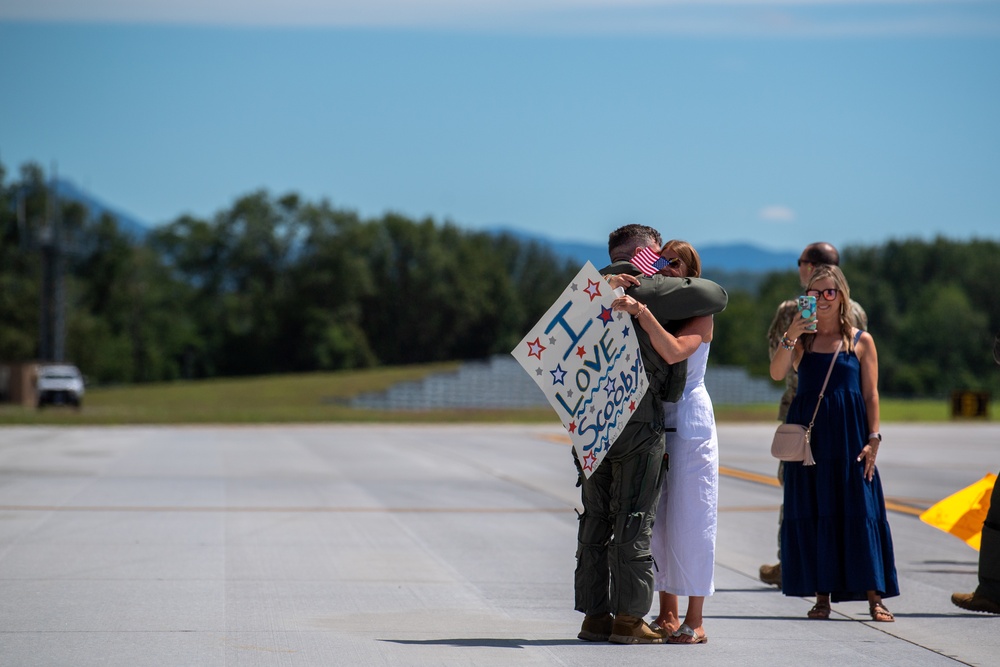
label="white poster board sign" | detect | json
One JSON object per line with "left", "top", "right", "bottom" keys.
{"left": 511, "top": 262, "right": 647, "bottom": 477}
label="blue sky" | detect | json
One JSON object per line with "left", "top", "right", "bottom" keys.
{"left": 2, "top": 1, "right": 999, "bottom": 253}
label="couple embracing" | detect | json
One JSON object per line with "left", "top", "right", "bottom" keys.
{"left": 574, "top": 224, "right": 727, "bottom": 645}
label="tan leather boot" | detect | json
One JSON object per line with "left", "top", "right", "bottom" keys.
{"left": 577, "top": 612, "right": 614, "bottom": 641}
{"left": 759, "top": 562, "right": 781, "bottom": 586}
{"left": 951, "top": 591, "right": 1000, "bottom": 614}
{"left": 608, "top": 614, "right": 669, "bottom": 644}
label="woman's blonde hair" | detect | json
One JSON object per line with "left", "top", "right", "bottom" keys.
{"left": 663, "top": 239, "right": 701, "bottom": 278}
{"left": 803, "top": 264, "right": 856, "bottom": 353}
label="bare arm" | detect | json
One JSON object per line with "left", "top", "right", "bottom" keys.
{"left": 769, "top": 313, "right": 813, "bottom": 380}
{"left": 855, "top": 330, "right": 881, "bottom": 481}
{"left": 611, "top": 295, "right": 711, "bottom": 364}
{"left": 643, "top": 315, "right": 712, "bottom": 365}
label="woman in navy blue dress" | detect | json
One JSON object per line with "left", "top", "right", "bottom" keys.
{"left": 769, "top": 264, "right": 898, "bottom": 622}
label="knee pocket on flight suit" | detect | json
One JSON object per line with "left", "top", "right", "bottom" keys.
{"left": 577, "top": 508, "right": 613, "bottom": 550}
{"left": 614, "top": 511, "right": 652, "bottom": 558}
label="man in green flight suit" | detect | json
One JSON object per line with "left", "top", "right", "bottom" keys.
{"left": 575, "top": 224, "right": 728, "bottom": 644}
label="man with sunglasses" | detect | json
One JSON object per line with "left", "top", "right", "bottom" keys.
{"left": 758, "top": 242, "right": 868, "bottom": 587}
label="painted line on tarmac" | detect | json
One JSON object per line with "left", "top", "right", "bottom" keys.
{"left": 719, "top": 465, "right": 779, "bottom": 487}
{"left": 718, "top": 465, "right": 925, "bottom": 517}
{"left": 0, "top": 457, "right": 925, "bottom": 516}
{"left": 543, "top": 433, "right": 927, "bottom": 517}
{"left": 0, "top": 504, "right": 571, "bottom": 514}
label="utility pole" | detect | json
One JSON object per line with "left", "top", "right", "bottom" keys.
{"left": 38, "top": 165, "right": 65, "bottom": 362}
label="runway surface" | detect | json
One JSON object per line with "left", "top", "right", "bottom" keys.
{"left": 1, "top": 423, "right": 997, "bottom": 666}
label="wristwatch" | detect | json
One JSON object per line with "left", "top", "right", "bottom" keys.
{"left": 868, "top": 432, "right": 882, "bottom": 442}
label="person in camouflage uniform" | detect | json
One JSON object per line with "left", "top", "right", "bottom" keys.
{"left": 758, "top": 242, "right": 867, "bottom": 587}
{"left": 950, "top": 330, "right": 1000, "bottom": 615}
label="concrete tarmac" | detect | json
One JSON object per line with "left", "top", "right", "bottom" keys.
{"left": 1, "top": 423, "right": 998, "bottom": 666}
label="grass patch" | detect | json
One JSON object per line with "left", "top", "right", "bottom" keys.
{"left": 713, "top": 400, "right": 997, "bottom": 423}
{"left": 0, "top": 363, "right": 562, "bottom": 426}
{"left": 0, "top": 363, "right": 995, "bottom": 425}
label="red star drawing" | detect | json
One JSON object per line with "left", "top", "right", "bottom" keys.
{"left": 568, "top": 421, "right": 577, "bottom": 433}
{"left": 629, "top": 400, "right": 636, "bottom": 412}
{"left": 597, "top": 305, "right": 614, "bottom": 325}
{"left": 583, "top": 278, "right": 602, "bottom": 301}
{"left": 583, "top": 451, "right": 597, "bottom": 472}
{"left": 526, "top": 337, "right": 546, "bottom": 359}
{"left": 576, "top": 345, "right": 586, "bottom": 358}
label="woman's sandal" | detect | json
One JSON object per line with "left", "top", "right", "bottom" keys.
{"left": 807, "top": 602, "right": 831, "bottom": 619}
{"left": 667, "top": 623, "right": 708, "bottom": 645}
{"left": 869, "top": 601, "right": 895, "bottom": 622}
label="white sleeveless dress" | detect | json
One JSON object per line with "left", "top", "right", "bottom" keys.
{"left": 652, "top": 341, "right": 719, "bottom": 596}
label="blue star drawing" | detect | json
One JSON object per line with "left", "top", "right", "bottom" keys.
{"left": 597, "top": 305, "right": 614, "bottom": 327}
{"left": 550, "top": 364, "right": 567, "bottom": 385}
{"left": 621, "top": 324, "right": 630, "bottom": 338}
{"left": 604, "top": 377, "right": 617, "bottom": 394}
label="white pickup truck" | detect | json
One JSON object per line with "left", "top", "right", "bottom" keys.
{"left": 36, "top": 364, "right": 85, "bottom": 409}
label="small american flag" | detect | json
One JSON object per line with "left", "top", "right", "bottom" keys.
{"left": 631, "top": 247, "right": 669, "bottom": 276}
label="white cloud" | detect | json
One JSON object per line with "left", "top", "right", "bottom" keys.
{"left": 759, "top": 205, "right": 797, "bottom": 222}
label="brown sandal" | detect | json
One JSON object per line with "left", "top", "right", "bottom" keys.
{"left": 807, "top": 602, "right": 831, "bottom": 619}
{"left": 869, "top": 601, "right": 895, "bottom": 622}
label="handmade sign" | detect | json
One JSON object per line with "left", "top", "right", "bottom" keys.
{"left": 511, "top": 262, "right": 647, "bottom": 477}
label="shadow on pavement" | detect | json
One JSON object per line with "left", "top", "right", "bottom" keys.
{"left": 380, "top": 638, "right": 589, "bottom": 648}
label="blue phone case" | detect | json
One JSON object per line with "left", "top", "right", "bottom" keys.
{"left": 798, "top": 295, "right": 817, "bottom": 331}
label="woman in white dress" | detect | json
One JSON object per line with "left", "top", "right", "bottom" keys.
{"left": 612, "top": 240, "right": 717, "bottom": 645}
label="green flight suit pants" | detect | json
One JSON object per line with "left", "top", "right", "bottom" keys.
{"left": 573, "top": 420, "right": 666, "bottom": 618}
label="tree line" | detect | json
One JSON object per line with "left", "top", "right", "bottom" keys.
{"left": 710, "top": 238, "right": 1000, "bottom": 398}
{"left": 1, "top": 162, "right": 577, "bottom": 384}
{"left": 2, "top": 161, "right": 999, "bottom": 398}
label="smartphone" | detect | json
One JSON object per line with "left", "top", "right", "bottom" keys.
{"left": 797, "top": 295, "right": 817, "bottom": 331}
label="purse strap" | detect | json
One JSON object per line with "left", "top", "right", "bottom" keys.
{"left": 805, "top": 339, "right": 843, "bottom": 433}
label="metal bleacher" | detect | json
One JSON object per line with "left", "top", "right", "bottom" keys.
{"left": 348, "top": 356, "right": 783, "bottom": 411}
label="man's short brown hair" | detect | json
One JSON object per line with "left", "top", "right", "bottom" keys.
{"left": 608, "top": 224, "right": 662, "bottom": 262}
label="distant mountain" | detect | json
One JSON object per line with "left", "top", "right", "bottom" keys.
{"left": 54, "top": 179, "right": 150, "bottom": 241}
{"left": 41, "top": 185, "right": 799, "bottom": 275}
{"left": 487, "top": 226, "right": 798, "bottom": 273}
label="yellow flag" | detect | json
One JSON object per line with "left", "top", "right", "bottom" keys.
{"left": 919, "top": 473, "right": 996, "bottom": 550}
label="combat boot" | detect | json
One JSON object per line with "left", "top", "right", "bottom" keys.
{"left": 951, "top": 591, "right": 1000, "bottom": 614}
{"left": 608, "top": 614, "right": 669, "bottom": 644}
{"left": 759, "top": 562, "right": 781, "bottom": 587}
{"left": 577, "top": 612, "right": 614, "bottom": 641}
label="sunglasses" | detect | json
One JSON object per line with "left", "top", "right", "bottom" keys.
{"left": 806, "top": 288, "right": 840, "bottom": 301}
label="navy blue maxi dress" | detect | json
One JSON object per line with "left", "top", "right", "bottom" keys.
{"left": 781, "top": 332, "right": 899, "bottom": 602}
